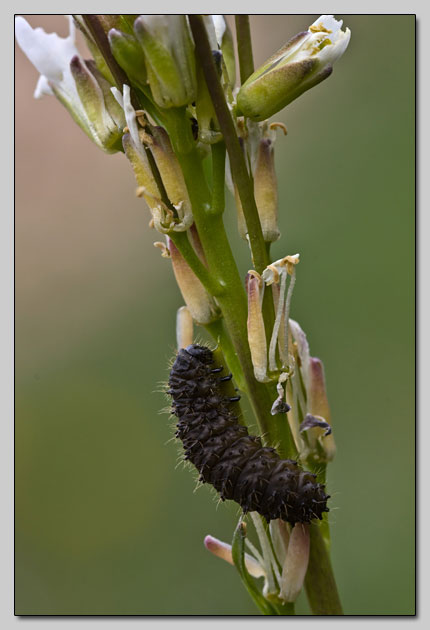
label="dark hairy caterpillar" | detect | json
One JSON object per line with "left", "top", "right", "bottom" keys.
{"left": 168, "top": 344, "right": 329, "bottom": 525}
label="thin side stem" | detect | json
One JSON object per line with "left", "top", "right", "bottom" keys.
{"left": 235, "top": 16, "right": 254, "bottom": 83}
{"left": 188, "top": 15, "right": 269, "bottom": 275}
{"left": 304, "top": 523, "right": 343, "bottom": 615}
{"left": 82, "top": 16, "right": 132, "bottom": 95}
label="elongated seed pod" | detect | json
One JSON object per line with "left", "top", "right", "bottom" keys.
{"left": 168, "top": 344, "right": 329, "bottom": 525}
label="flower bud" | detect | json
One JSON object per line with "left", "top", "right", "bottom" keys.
{"left": 194, "top": 63, "right": 222, "bottom": 144}
{"left": 70, "top": 57, "right": 125, "bottom": 151}
{"left": 253, "top": 135, "right": 280, "bottom": 242}
{"left": 108, "top": 28, "right": 147, "bottom": 92}
{"left": 15, "top": 16, "right": 124, "bottom": 153}
{"left": 204, "top": 534, "right": 265, "bottom": 578}
{"left": 237, "top": 15, "right": 351, "bottom": 121}
{"left": 232, "top": 139, "right": 247, "bottom": 237}
{"left": 168, "top": 239, "right": 219, "bottom": 324}
{"left": 123, "top": 132, "right": 164, "bottom": 221}
{"left": 307, "top": 357, "right": 336, "bottom": 460}
{"left": 228, "top": 122, "right": 284, "bottom": 241}
{"left": 289, "top": 319, "right": 336, "bottom": 462}
{"left": 75, "top": 16, "right": 139, "bottom": 83}
{"left": 279, "top": 523, "right": 310, "bottom": 602}
{"left": 246, "top": 272, "right": 269, "bottom": 382}
{"left": 134, "top": 15, "right": 197, "bottom": 108}
{"left": 113, "top": 85, "right": 190, "bottom": 233}
{"left": 269, "top": 519, "right": 290, "bottom": 566}
{"left": 149, "top": 127, "right": 193, "bottom": 231}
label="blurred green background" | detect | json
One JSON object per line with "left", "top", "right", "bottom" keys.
{"left": 15, "top": 15, "right": 415, "bottom": 615}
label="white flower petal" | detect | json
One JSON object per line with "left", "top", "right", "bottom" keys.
{"left": 34, "top": 74, "right": 52, "bottom": 98}
{"left": 122, "top": 84, "right": 143, "bottom": 156}
{"left": 110, "top": 87, "right": 124, "bottom": 109}
{"left": 311, "top": 14, "right": 343, "bottom": 37}
{"left": 318, "top": 27, "right": 351, "bottom": 66}
{"left": 211, "top": 15, "right": 226, "bottom": 46}
{"left": 15, "top": 15, "right": 78, "bottom": 83}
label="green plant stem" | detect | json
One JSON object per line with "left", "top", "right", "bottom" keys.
{"left": 188, "top": 15, "right": 269, "bottom": 276}
{"left": 304, "top": 523, "right": 343, "bottom": 615}
{"left": 181, "top": 154, "right": 274, "bottom": 438}
{"left": 210, "top": 142, "right": 226, "bottom": 215}
{"left": 204, "top": 319, "right": 246, "bottom": 392}
{"left": 273, "top": 601, "right": 295, "bottom": 615}
{"left": 235, "top": 16, "right": 254, "bottom": 83}
{"left": 164, "top": 114, "right": 276, "bottom": 439}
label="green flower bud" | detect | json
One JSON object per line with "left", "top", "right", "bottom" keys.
{"left": 15, "top": 16, "right": 125, "bottom": 153}
{"left": 237, "top": 15, "right": 350, "bottom": 121}
{"left": 73, "top": 15, "right": 116, "bottom": 85}
{"left": 134, "top": 15, "right": 197, "bottom": 108}
{"left": 70, "top": 56, "right": 125, "bottom": 152}
{"left": 195, "top": 58, "right": 222, "bottom": 144}
{"left": 108, "top": 28, "right": 147, "bottom": 92}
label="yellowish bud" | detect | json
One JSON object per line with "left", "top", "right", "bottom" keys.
{"left": 176, "top": 306, "right": 194, "bottom": 350}
{"left": 204, "top": 535, "right": 265, "bottom": 579}
{"left": 279, "top": 523, "right": 310, "bottom": 603}
{"left": 254, "top": 136, "right": 280, "bottom": 242}
{"left": 168, "top": 239, "right": 219, "bottom": 324}
{"left": 150, "top": 127, "right": 193, "bottom": 232}
{"left": 122, "top": 132, "right": 161, "bottom": 213}
{"left": 308, "top": 357, "right": 336, "bottom": 460}
{"left": 246, "top": 272, "right": 269, "bottom": 382}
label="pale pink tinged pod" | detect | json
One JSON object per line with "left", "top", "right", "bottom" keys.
{"left": 204, "top": 535, "right": 265, "bottom": 579}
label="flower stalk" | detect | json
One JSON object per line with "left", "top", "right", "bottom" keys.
{"left": 16, "top": 12, "right": 350, "bottom": 616}
{"left": 235, "top": 15, "right": 254, "bottom": 83}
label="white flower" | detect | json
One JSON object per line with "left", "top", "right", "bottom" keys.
{"left": 237, "top": 14, "right": 351, "bottom": 121}
{"left": 111, "top": 84, "right": 144, "bottom": 158}
{"left": 15, "top": 16, "right": 124, "bottom": 152}
{"left": 202, "top": 15, "right": 226, "bottom": 50}
{"left": 285, "top": 14, "right": 350, "bottom": 66}
{"left": 15, "top": 15, "right": 78, "bottom": 98}
{"left": 133, "top": 15, "right": 197, "bottom": 108}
